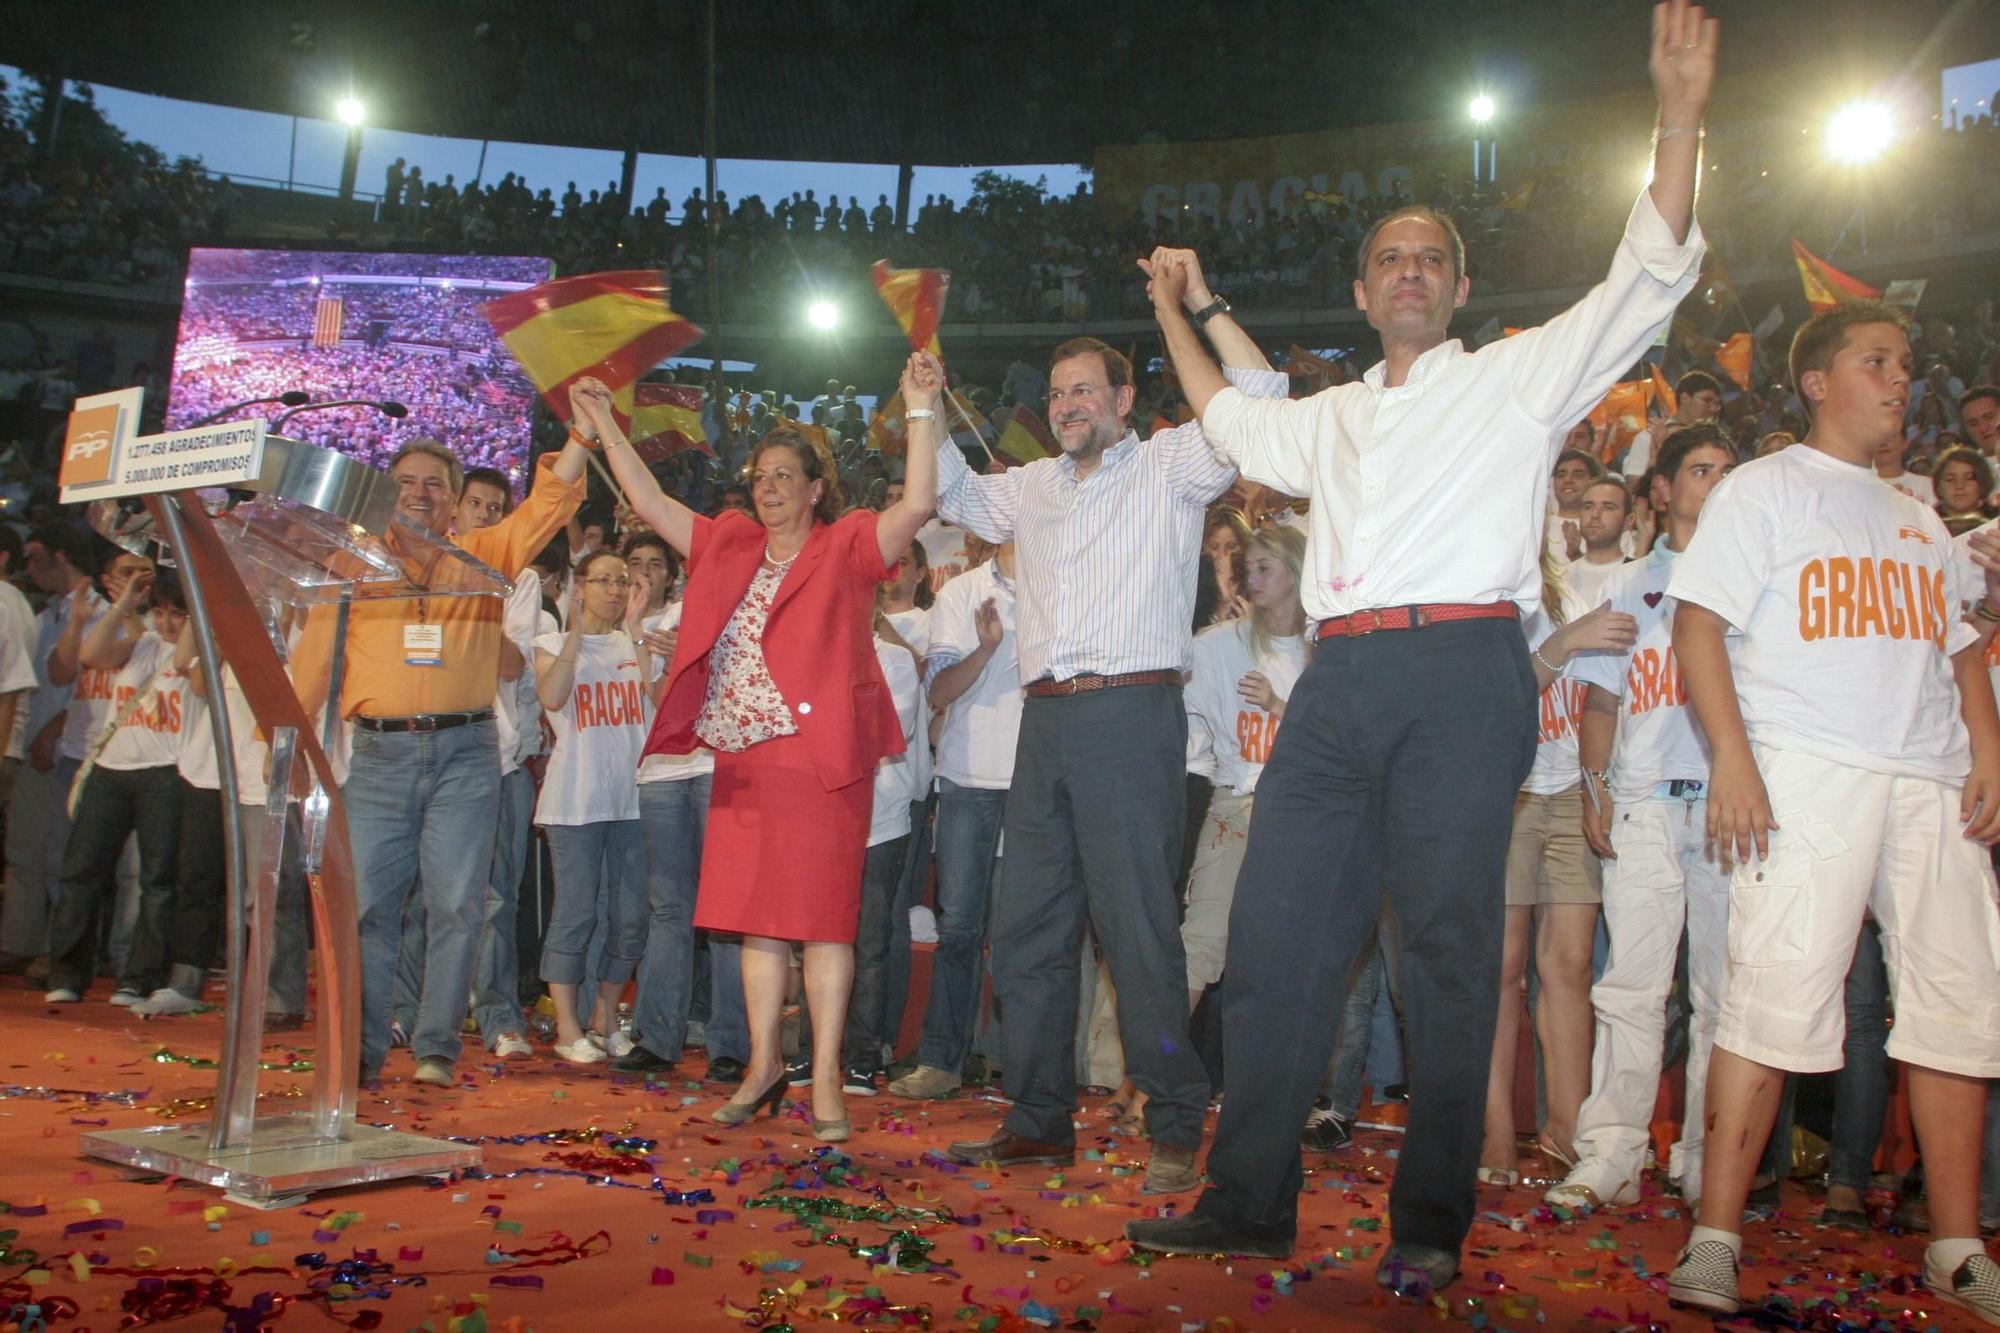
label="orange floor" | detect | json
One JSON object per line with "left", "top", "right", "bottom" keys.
{"left": 0, "top": 985, "right": 1988, "bottom": 1332}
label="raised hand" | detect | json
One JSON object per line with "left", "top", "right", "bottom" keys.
{"left": 1649, "top": 0, "right": 1719, "bottom": 123}
{"left": 901, "top": 350, "right": 944, "bottom": 413}
{"left": 624, "top": 576, "right": 650, "bottom": 629}
{"left": 568, "top": 376, "right": 615, "bottom": 438}
{"left": 974, "top": 597, "right": 1003, "bottom": 651}
{"left": 1554, "top": 601, "right": 1640, "bottom": 658}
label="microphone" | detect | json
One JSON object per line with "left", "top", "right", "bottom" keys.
{"left": 273, "top": 399, "right": 409, "bottom": 429}
{"left": 186, "top": 391, "right": 311, "bottom": 428}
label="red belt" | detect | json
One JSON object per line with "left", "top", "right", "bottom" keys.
{"left": 1025, "top": 668, "right": 1182, "bottom": 698}
{"left": 1314, "top": 602, "right": 1519, "bottom": 641}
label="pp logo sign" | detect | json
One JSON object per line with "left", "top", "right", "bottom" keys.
{"left": 59, "top": 405, "right": 122, "bottom": 489}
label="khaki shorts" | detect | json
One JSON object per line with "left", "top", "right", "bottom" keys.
{"left": 1505, "top": 786, "right": 1603, "bottom": 907}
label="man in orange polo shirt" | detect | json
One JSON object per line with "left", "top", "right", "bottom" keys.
{"left": 297, "top": 429, "right": 588, "bottom": 1085}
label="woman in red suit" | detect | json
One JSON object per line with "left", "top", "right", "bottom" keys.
{"left": 583, "top": 353, "right": 941, "bottom": 1138}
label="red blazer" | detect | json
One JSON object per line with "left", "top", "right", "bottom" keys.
{"left": 643, "top": 508, "right": 905, "bottom": 791}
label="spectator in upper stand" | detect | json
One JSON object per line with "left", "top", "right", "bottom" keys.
{"left": 647, "top": 188, "right": 670, "bottom": 224}
{"left": 385, "top": 158, "right": 406, "bottom": 219}
{"left": 843, "top": 196, "right": 866, "bottom": 232}
{"left": 872, "top": 195, "right": 895, "bottom": 234}
{"left": 1621, "top": 370, "right": 1724, "bottom": 477}
{"left": 796, "top": 189, "right": 820, "bottom": 231}
{"left": 563, "top": 181, "right": 583, "bottom": 216}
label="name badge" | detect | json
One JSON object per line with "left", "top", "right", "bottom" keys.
{"left": 404, "top": 623, "right": 444, "bottom": 668}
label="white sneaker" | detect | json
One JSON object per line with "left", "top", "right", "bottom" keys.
{"left": 109, "top": 988, "right": 146, "bottom": 1007}
{"left": 43, "top": 988, "right": 80, "bottom": 1004}
{"left": 492, "top": 1033, "right": 533, "bottom": 1061}
{"left": 1544, "top": 1156, "right": 1641, "bottom": 1210}
{"left": 593, "top": 1029, "right": 635, "bottom": 1059}
{"left": 1666, "top": 1239, "right": 1741, "bottom": 1314}
{"left": 134, "top": 988, "right": 202, "bottom": 1016}
{"left": 553, "top": 1036, "right": 607, "bottom": 1064}
{"left": 1928, "top": 1249, "right": 2000, "bottom": 1325}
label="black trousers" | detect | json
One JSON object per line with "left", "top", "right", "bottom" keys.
{"left": 47, "top": 763, "right": 183, "bottom": 996}
{"left": 167, "top": 779, "right": 226, "bottom": 974}
{"left": 992, "top": 682, "right": 1209, "bottom": 1150}
{"left": 1194, "top": 618, "right": 1537, "bottom": 1253}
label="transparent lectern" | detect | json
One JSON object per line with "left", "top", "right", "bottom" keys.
{"left": 77, "top": 435, "right": 507, "bottom": 1205}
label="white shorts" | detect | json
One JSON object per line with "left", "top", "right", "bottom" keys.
{"left": 1715, "top": 746, "right": 2000, "bottom": 1078}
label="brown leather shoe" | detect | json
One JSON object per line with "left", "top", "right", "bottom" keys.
{"left": 947, "top": 1127, "right": 1075, "bottom": 1168}
{"left": 1144, "top": 1142, "right": 1201, "bottom": 1194}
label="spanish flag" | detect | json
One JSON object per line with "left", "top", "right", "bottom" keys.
{"left": 1791, "top": 239, "right": 1881, "bottom": 314}
{"left": 871, "top": 261, "right": 950, "bottom": 356}
{"left": 628, "top": 383, "right": 710, "bottom": 461}
{"left": 480, "top": 270, "right": 703, "bottom": 423}
{"left": 992, "top": 407, "right": 1057, "bottom": 466}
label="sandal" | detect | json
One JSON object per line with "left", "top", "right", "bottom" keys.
{"left": 1477, "top": 1166, "right": 1520, "bottom": 1187}
{"left": 1536, "top": 1133, "right": 1578, "bottom": 1171}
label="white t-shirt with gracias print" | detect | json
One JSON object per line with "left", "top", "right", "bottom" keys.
{"left": 1519, "top": 589, "right": 1595, "bottom": 797}
{"left": 1183, "top": 621, "right": 1308, "bottom": 796}
{"left": 533, "top": 629, "right": 650, "bottom": 825}
{"left": 96, "top": 631, "right": 186, "bottom": 771}
{"left": 1668, "top": 445, "right": 1978, "bottom": 786}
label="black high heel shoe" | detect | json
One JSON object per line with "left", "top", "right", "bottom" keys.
{"left": 712, "top": 1070, "right": 789, "bottom": 1126}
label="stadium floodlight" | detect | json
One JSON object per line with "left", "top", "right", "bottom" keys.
{"left": 336, "top": 96, "right": 366, "bottom": 127}
{"left": 806, "top": 300, "right": 839, "bottom": 331}
{"left": 1825, "top": 101, "right": 1893, "bottom": 165}
{"left": 1469, "top": 94, "right": 1495, "bottom": 124}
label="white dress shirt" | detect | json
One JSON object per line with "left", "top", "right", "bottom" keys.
{"left": 1202, "top": 191, "right": 1703, "bottom": 623}
{"left": 936, "top": 366, "right": 1289, "bottom": 682}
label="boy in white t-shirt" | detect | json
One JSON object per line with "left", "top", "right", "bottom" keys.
{"left": 1663, "top": 303, "right": 2000, "bottom": 1321}
{"left": 1547, "top": 423, "right": 1734, "bottom": 1213}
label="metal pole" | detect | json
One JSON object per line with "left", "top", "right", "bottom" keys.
{"left": 704, "top": 0, "right": 722, "bottom": 380}
{"left": 472, "top": 138, "right": 489, "bottom": 189}
{"left": 287, "top": 116, "right": 299, "bottom": 192}
{"left": 150, "top": 494, "right": 256, "bottom": 1152}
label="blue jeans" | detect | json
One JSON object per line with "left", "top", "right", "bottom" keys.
{"left": 632, "top": 775, "right": 722, "bottom": 1060}
{"left": 917, "top": 779, "right": 1007, "bottom": 1073}
{"left": 1323, "top": 913, "right": 1403, "bottom": 1118}
{"left": 246, "top": 804, "right": 311, "bottom": 1017}
{"left": 540, "top": 820, "right": 646, "bottom": 988}
{"left": 473, "top": 766, "right": 534, "bottom": 1044}
{"left": 1828, "top": 919, "right": 1890, "bottom": 1191}
{"left": 346, "top": 719, "right": 502, "bottom": 1076}
{"left": 882, "top": 793, "right": 935, "bottom": 1054}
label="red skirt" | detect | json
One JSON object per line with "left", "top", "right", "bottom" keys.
{"left": 693, "top": 730, "right": 873, "bottom": 944}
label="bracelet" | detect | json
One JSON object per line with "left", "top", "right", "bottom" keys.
{"left": 1583, "top": 767, "right": 1609, "bottom": 788}
{"left": 905, "top": 408, "right": 937, "bottom": 422}
{"left": 1977, "top": 597, "right": 2000, "bottom": 624}
{"left": 1531, "top": 646, "right": 1561, "bottom": 674}
{"left": 1655, "top": 125, "right": 1701, "bottom": 143}
{"left": 567, "top": 427, "right": 600, "bottom": 452}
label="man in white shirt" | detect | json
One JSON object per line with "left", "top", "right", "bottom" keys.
{"left": 1549, "top": 449, "right": 1603, "bottom": 565}
{"left": 1129, "top": 2, "right": 1712, "bottom": 1288}
{"left": 1960, "top": 385, "right": 2000, "bottom": 461}
{"left": 1621, "top": 369, "right": 1724, "bottom": 477}
{"left": 1875, "top": 433, "right": 1935, "bottom": 505}
{"left": 890, "top": 544, "right": 1022, "bottom": 1099}
{"left": 934, "top": 334, "right": 1287, "bottom": 1196}
{"left": 1545, "top": 423, "right": 1733, "bottom": 1215}
{"left": 0, "top": 527, "right": 98, "bottom": 975}
{"left": 1567, "top": 478, "right": 1636, "bottom": 605}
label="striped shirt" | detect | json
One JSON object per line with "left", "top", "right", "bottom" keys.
{"left": 936, "top": 367, "right": 1289, "bottom": 683}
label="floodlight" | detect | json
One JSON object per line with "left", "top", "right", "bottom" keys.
{"left": 1825, "top": 101, "right": 1893, "bottom": 165}
{"left": 806, "top": 300, "right": 839, "bottom": 330}
{"left": 1469, "top": 94, "right": 1495, "bottom": 124}
{"left": 336, "top": 97, "right": 365, "bottom": 127}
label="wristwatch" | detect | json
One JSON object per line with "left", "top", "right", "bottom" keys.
{"left": 1191, "top": 294, "right": 1231, "bottom": 327}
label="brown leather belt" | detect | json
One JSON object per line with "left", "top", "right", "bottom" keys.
{"left": 1314, "top": 602, "right": 1519, "bottom": 641}
{"left": 353, "top": 709, "right": 496, "bottom": 733}
{"left": 1024, "top": 668, "right": 1182, "bottom": 698}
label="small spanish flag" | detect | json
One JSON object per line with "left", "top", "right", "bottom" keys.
{"left": 871, "top": 261, "right": 950, "bottom": 356}
{"left": 992, "top": 407, "right": 1057, "bottom": 466}
{"left": 869, "top": 390, "right": 909, "bottom": 459}
{"left": 1791, "top": 239, "right": 1881, "bottom": 314}
{"left": 480, "top": 270, "right": 703, "bottom": 423}
{"left": 628, "top": 383, "right": 710, "bottom": 461}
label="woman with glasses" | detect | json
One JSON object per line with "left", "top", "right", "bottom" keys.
{"left": 587, "top": 350, "right": 939, "bottom": 1141}
{"left": 532, "top": 549, "right": 653, "bottom": 1063}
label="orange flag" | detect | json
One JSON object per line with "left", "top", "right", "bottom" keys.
{"left": 481, "top": 270, "right": 703, "bottom": 424}
{"left": 1283, "top": 345, "right": 1347, "bottom": 392}
{"left": 868, "top": 390, "right": 909, "bottom": 459}
{"left": 1716, "top": 333, "right": 1754, "bottom": 391}
{"left": 1648, "top": 364, "right": 1678, "bottom": 418}
{"left": 1588, "top": 380, "right": 1654, "bottom": 467}
{"left": 871, "top": 261, "right": 950, "bottom": 356}
{"left": 628, "top": 383, "right": 710, "bottom": 461}
{"left": 1791, "top": 239, "right": 1881, "bottom": 314}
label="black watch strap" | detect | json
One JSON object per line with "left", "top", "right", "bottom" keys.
{"left": 1191, "top": 295, "right": 1231, "bottom": 326}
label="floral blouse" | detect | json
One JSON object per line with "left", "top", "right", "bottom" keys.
{"left": 695, "top": 561, "right": 801, "bottom": 751}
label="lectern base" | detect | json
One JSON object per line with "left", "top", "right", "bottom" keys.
{"left": 80, "top": 1117, "right": 481, "bottom": 1206}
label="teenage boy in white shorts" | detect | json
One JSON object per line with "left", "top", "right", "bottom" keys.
{"left": 1547, "top": 422, "right": 1735, "bottom": 1214}
{"left": 1663, "top": 301, "right": 2000, "bottom": 1321}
